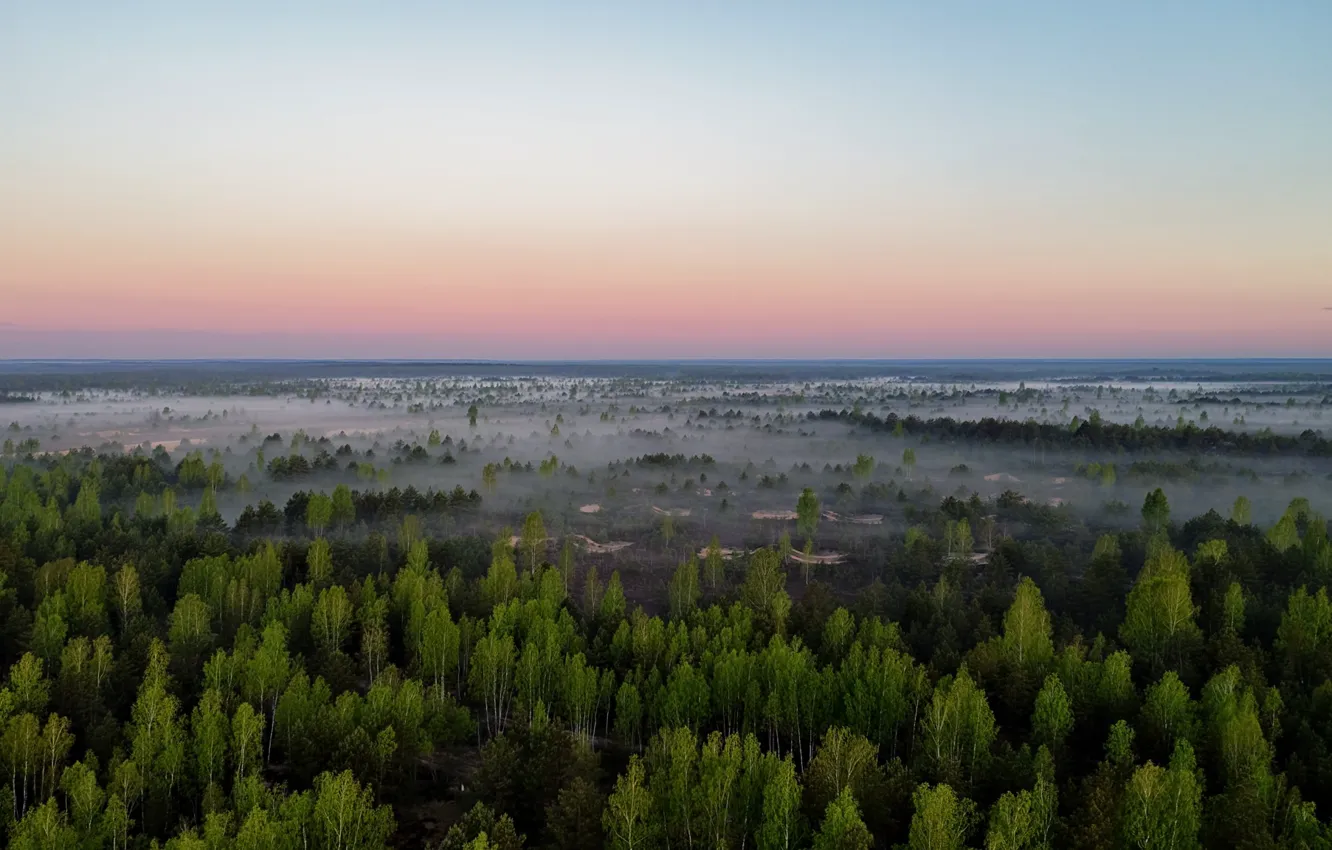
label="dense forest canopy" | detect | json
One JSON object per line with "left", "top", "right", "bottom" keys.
{"left": 0, "top": 363, "right": 1331, "bottom": 848}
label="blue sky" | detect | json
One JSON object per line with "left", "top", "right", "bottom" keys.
{"left": 2, "top": 2, "right": 1330, "bottom": 357}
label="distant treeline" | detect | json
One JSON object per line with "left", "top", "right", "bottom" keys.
{"left": 630, "top": 452, "right": 717, "bottom": 468}
{"left": 234, "top": 485, "right": 482, "bottom": 535}
{"left": 815, "top": 409, "right": 1332, "bottom": 457}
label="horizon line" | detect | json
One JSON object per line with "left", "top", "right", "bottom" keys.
{"left": 5, "top": 356, "right": 1332, "bottom": 365}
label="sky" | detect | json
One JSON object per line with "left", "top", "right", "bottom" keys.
{"left": 2, "top": 1, "right": 1331, "bottom": 359}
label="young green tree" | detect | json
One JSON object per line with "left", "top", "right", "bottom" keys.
{"left": 312, "top": 769, "right": 395, "bottom": 850}
{"left": 1141, "top": 671, "right": 1197, "bottom": 761}
{"left": 331, "top": 484, "right": 356, "bottom": 530}
{"left": 645, "top": 726, "right": 698, "bottom": 847}
{"left": 231, "top": 701, "right": 264, "bottom": 781}
{"left": 306, "top": 492, "right": 334, "bottom": 537}
{"left": 583, "top": 567, "right": 603, "bottom": 620}
{"left": 907, "top": 783, "right": 976, "bottom": 850}
{"left": 520, "top": 511, "right": 546, "bottom": 576}
{"left": 985, "top": 748, "right": 1055, "bottom": 850}
{"left": 1031, "top": 674, "right": 1073, "bottom": 755}
{"left": 1275, "top": 586, "right": 1332, "bottom": 687}
{"left": 812, "top": 787, "right": 872, "bottom": 850}
{"left": 10, "top": 653, "right": 51, "bottom": 716}
{"left": 704, "top": 536, "right": 725, "bottom": 589}
{"left": 307, "top": 537, "right": 334, "bottom": 586}
{"left": 796, "top": 488, "right": 820, "bottom": 544}
{"left": 1121, "top": 741, "right": 1202, "bottom": 850}
{"left": 557, "top": 538, "right": 577, "bottom": 597}
{"left": 5, "top": 710, "right": 42, "bottom": 821}
{"left": 661, "top": 514, "right": 676, "bottom": 553}
{"left": 68, "top": 478, "right": 101, "bottom": 531}
{"left": 1220, "top": 581, "right": 1246, "bottom": 637}
{"left": 127, "top": 642, "right": 186, "bottom": 807}
{"left": 1140, "top": 488, "right": 1170, "bottom": 534}
{"left": 9, "top": 797, "right": 79, "bottom": 850}
{"left": 482, "top": 548, "right": 519, "bottom": 610}
{"left": 191, "top": 688, "right": 230, "bottom": 808}
{"left": 600, "top": 571, "right": 627, "bottom": 625}
{"left": 852, "top": 454, "right": 875, "bottom": 479}
{"left": 902, "top": 448, "right": 917, "bottom": 481}
{"left": 804, "top": 727, "right": 880, "bottom": 814}
{"left": 113, "top": 565, "right": 142, "bottom": 631}
{"left": 668, "top": 557, "right": 701, "bottom": 620}
{"left": 470, "top": 629, "right": 516, "bottom": 737}
{"left": 1001, "top": 578, "right": 1054, "bottom": 673}
{"left": 168, "top": 593, "right": 215, "bottom": 669}
{"left": 246, "top": 621, "right": 292, "bottom": 762}
{"left": 60, "top": 756, "right": 105, "bottom": 840}
{"left": 758, "top": 755, "right": 802, "bottom": 850}
{"left": 421, "top": 605, "right": 461, "bottom": 701}
{"left": 945, "top": 518, "right": 973, "bottom": 561}
{"left": 313, "top": 585, "right": 353, "bottom": 656}
{"left": 921, "top": 668, "right": 997, "bottom": 785}
{"left": 1121, "top": 546, "right": 1200, "bottom": 674}
{"left": 1230, "top": 495, "right": 1252, "bottom": 525}
{"left": 740, "top": 549, "right": 791, "bottom": 635}
{"left": 604, "top": 756, "right": 652, "bottom": 850}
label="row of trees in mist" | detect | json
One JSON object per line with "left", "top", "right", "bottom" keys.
{"left": 819, "top": 409, "right": 1332, "bottom": 458}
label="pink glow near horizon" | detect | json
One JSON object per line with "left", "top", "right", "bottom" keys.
{"left": 2, "top": 5, "right": 1330, "bottom": 358}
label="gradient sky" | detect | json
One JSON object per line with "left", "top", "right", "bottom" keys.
{"left": 3, "top": 1, "right": 1331, "bottom": 358}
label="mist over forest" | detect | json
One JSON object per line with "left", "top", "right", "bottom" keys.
{"left": 2, "top": 359, "right": 1332, "bottom": 849}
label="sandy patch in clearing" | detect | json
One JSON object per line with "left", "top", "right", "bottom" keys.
{"left": 508, "top": 535, "right": 554, "bottom": 548}
{"left": 822, "top": 511, "right": 883, "bottom": 525}
{"left": 788, "top": 550, "right": 847, "bottom": 565}
{"left": 984, "top": 472, "right": 1022, "bottom": 482}
{"left": 697, "top": 547, "right": 745, "bottom": 558}
{"left": 571, "top": 534, "right": 634, "bottom": 554}
{"left": 579, "top": 504, "right": 602, "bottom": 514}
{"left": 752, "top": 510, "right": 798, "bottom": 520}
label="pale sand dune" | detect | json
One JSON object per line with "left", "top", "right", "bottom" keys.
{"left": 508, "top": 535, "right": 554, "bottom": 547}
{"left": 697, "top": 547, "right": 746, "bottom": 558}
{"left": 652, "top": 506, "right": 691, "bottom": 517}
{"left": 788, "top": 550, "right": 846, "bottom": 565}
{"left": 571, "top": 534, "right": 633, "bottom": 554}
{"left": 821, "top": 510, "right": 882, "bottom": 524}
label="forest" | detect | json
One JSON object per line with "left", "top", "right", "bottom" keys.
{"left": 0, "top": 365, "right": 1331, "bottom": 848}
{"left": 3, "top": 461, "right": 1332, "bottom": 848}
